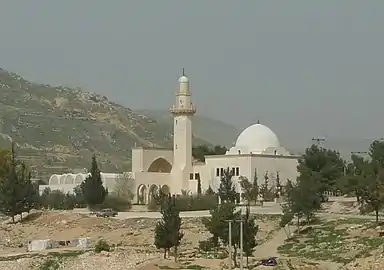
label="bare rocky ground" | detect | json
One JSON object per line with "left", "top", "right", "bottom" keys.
{"left": 0, "top": 211, "right": 280, "bottom": 269}
{"left": 1, "top": 204, "right": 384, "bottom": 269}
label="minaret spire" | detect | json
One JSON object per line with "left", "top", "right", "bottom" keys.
{"left": 182, "top": 68, "right": 185, "bottom": 76}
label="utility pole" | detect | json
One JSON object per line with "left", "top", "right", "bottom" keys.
{"left": 225, "top": 220, "right": 233, "bottom": 270}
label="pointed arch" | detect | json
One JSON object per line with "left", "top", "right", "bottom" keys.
{"left": 147, "top": 158, "right": 172, "bottom": 173}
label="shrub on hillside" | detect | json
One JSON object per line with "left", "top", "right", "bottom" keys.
{"left": 94, "top": 239, "right": 110, "bottom": 253}
{"left": 97, "top": 195, "right": 132, "bottom": 211}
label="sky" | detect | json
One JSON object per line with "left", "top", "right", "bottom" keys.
{"left": 0, "top": 1, "right": 383, "bottom": 149}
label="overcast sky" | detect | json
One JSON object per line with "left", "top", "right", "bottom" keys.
{"left": 1, "top": 1, "right": 383, "bottom": 147}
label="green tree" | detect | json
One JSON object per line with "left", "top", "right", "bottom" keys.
{"left": 80, "top": 154, "right": 108, "bottom": 209}
{"left": 203, "top": 201, "right": 241, "bottom": 266}
{"left": 0, "top": 143, "right": 37, "bottom": 222}
{"left": 259, "top": 171, "right": 274, "bottom": 202}
{"left": 338, "top": 154, "right": 367, "bottom": 202}
{"left": 192, "top": 144, "right": 227, "bottom": 162}
{"left": 239, "top": 176, "right": 252, "bottom": 204}
{"left": 298, "top": 144, "right": 344, "bottom": 194}
{"left": 218, "top": 168, "right": 237, "bottom": 203}
{"left": 205, "top": 186, "right": 215, "bottom": 196}
{"left": 282, "top": 177, "right": 321, "bottom": 230}
{"left": 242, "top": 205, "right": 258, "bottom": 268}
{"left": 239, "top": 170, "right": 259, "bottom": 205}
{"left": 357, "top": 140, "right": 384, "bottom": 223}
{"left": 154, "top": 194, "right": 184, "bottom": 260}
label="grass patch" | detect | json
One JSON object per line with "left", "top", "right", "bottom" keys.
{"left": 278, "top": 219, "right": 384, "bottom": 264}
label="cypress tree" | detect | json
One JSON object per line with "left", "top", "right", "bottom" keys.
{"left": 0, "top": 143, "right": 26, "bottom": 222}
{"left": 80, "top": 154, "right": 107, "bottom": 209}
{"left": 197, "top": 176, "right": 202, "bottom": 195}
{"left": 242, "top": 205, "right": 258, "bottom": 267}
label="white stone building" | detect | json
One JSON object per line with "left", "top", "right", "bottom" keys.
{"left": 39, "top": 172, "right": 128, "bottom": 195}
{"left": 42, "top": 71, "right": 300, "bottom": 204}
{"left": 131, "top": 71, "right": 300, "bottom": 204}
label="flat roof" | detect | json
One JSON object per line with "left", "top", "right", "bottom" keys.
{"left": 204, "top": 153, "right": 301, "bottom": 160}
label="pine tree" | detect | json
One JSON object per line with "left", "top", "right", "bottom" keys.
{"left": 154, "top": 194, "right": 184, "bottom": 260}
{"left": 202, "top": 201, "right": 241, "bottom": 266}
{"left": 0, "top": 143, "right": 28, "bottom": 222}
{"left": 242, "top": 205, "right": 258, "bottom": 268}
{"left": 80, "top": 154, "right": 107, "bottom": 209}
{"left": 218, "top": 168, "right": 237, "bottom": 203}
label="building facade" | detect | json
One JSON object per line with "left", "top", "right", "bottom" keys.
{"left": 42, "top": 72, "right": 300, "bottom": 204}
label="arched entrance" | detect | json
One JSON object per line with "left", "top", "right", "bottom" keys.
{"left": 148, "top": 184, "right": 160, "bottom": 204}
{"left": 137, "top": 184, "right": 147, "bottom": 205}
{"left": 147, "top": 158, "right": 172, "bottom": 173}
{"left": 161, "top": 185, "right": 170, "bottom": 195}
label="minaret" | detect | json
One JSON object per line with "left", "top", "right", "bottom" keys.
{"left": 169, "top": 69, "right": 196, "bottom": 193}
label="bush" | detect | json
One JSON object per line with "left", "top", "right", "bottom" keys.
{"left": 175, "top": 194, "right": 217, "bottom": 211}
{"left": 40, "top": 188, "right": 75, "bottom": 210}
{"left": 94, "top": 239, "right": 110, "bottom": 253}
{"left": 198, "top": 239, "right": 215, "bottom": 252}
{"left": 96, "top": 195, "right": 131, "bottom": 211}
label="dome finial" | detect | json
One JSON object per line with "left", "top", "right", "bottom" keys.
{"left": 257, "top": 119, "right": 260, "bottom": 124}
{"left": 182, "top": 68, "right": 185, "bottom": 76}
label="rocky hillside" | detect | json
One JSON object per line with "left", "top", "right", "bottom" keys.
{"left": 0, "top": 68, "right": 206, "bottom": 179}
{"left": 138, "top": 109, "right": 239, "bottom": 147}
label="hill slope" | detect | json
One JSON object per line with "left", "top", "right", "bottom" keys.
{"left": 138, "top": 109, "right": 239, "bottom": 147}
{"left": 0, "top": 68, "right": 206, "bottom": 178}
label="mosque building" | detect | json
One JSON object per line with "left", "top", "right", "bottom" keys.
{"left": 41, "top": 72, "right": 300, "bottom": 204}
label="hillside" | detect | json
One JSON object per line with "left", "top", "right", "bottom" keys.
{"left": 138, "top": 109, "right": 239, "bottom": 147}
{"left": 0, "top": 68, "right": 206, "bottom": 179}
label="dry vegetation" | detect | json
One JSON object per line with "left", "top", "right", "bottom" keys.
{"left": 278, "top": 217, "right": 384, "bottom": 269}
{"left": 0, "top": 211, "right": 281, "bottom": 269}
{"left": 1, "top": 207, "right": 384, "bottom": 269}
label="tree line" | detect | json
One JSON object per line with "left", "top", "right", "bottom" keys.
{"left": 0, "top": 144, "right": 132, "bottom": 222}
{"left": 279, "top": 139, "right": 384, "bottom": 231}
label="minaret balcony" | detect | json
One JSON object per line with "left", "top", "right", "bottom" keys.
{"left": 170, "top": 105, "right": 196, "bottom": 115}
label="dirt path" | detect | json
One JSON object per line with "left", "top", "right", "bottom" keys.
{"left": 253, "top": 227, "right": 287, "bottom": 259}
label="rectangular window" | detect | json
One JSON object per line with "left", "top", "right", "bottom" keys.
{"left": 235, "top": 167, "right": 240, "bottom": 176}
{"left": 220, "top": 168, "right": 224, "bottom": 176}
{"left": 232, "top": 167, "right": 235, "bottom": 175}
{"left": 189, "top": 173, "right": 194, "bottom": 180}
{"left": 216, "top": 168, "right": 220, "bottom": 177}
{"left": 195, "top": 173, "right": 200, "bottom": 180}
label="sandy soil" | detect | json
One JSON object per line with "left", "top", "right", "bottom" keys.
{"left": 0, "top": 210, "right": 280, "bottom": 269}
